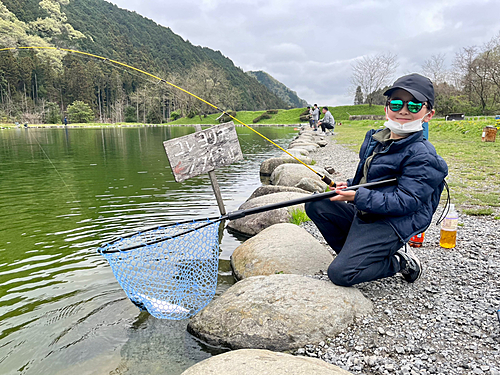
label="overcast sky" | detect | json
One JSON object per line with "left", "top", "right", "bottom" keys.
{"left": 107, "top": 0, "right": 500, "bottom": 106}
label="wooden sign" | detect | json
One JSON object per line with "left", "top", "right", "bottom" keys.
{"left": 163, "top": 122, "right": 243, "bottom": 183}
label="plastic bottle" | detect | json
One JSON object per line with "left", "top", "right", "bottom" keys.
{"left": 409, "top": 232, "right": 425, "bottom": 248}
{"left": 439, "top": 204, "right": 458, "bottom": 248}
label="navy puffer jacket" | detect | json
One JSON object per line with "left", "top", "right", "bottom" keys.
{"left": 348, "top": 128, "right": 448, "bottom": 242}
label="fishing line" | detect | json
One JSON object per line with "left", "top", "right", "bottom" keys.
{"left": 0, "top": 46, "right": 336, "bottom": 187}
{"left": 26, "top": 128, "right": 79, "bottom": 203}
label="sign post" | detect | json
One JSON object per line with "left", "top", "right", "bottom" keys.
{"left": 163, "top": 122, "right": 243, "bottom": 215}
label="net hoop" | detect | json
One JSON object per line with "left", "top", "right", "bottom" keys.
{"left": 98, "top": 219, "right": 221, "bottom": 320}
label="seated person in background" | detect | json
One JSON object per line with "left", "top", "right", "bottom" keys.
{"left": 317, "top": 106, "right": 335, "bottom": 134}
{"left": 305, "top": 73, "right": 448, "bottom": 287}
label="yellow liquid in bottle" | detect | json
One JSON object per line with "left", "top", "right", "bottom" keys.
{"left": 439, "top": 229, "right": 457, "bottom": 248}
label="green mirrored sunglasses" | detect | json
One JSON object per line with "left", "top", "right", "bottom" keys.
{"left": 387, "top": 99, "right": 425, "bottom": 113}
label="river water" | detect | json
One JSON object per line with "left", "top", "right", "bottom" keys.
{"left": 0, "top": 125, "right": 297, "bottom": 375}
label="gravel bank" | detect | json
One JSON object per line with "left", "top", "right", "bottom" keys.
{"left": 299, "top": 134, "right": 500, "bottom": 375}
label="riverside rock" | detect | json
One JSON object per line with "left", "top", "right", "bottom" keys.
{"left": 289, "top": 140, "right": 321, "bottom": 148}
{"left": 230, "top": 223, "right": 333, "bottom": 280}
{"left": 288, "top": 143, "right": 319, "bottom": 152}
{"left": 246, "top": 185, "right": 310, "bottom": 201}
{"left": 270, "top": 164, "right": 332, "bottom": 188}
{"left": 187, "top": 274, "right": 373, "bottom": 351}
{"left": 226, "top": 191, "right": 310, "bottom": 236}
{"left": 260, "top": 156, "right": 312, "bottom": 177}
{"left": 180, "top": 349, "right": 353, "bottom": 375}
{"left": 295, "top": 177, "right": 326, "bottom": 193}
{"left": 315, "top": 139, "right": 329, "bottom": 147}
{"left": 284, "top": 148, "right": 309, "bottom": 157}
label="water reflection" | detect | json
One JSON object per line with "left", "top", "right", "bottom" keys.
{"left": 0, "top": 125, "right": 296, "bottom": 375}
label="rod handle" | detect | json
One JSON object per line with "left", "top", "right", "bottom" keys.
{"left": 321, "top": 175, "right": 336, "bottom": 188}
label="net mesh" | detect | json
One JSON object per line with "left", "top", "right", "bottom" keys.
{"left": 99, "top": 220, "right": 221, "bottom": 320}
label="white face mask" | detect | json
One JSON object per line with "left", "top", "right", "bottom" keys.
{"left": 384, "top": 110, "right": 430, "bottom": 135}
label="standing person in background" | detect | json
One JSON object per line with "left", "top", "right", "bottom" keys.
{"left": 63, "top": 116, "right": 68, "bottom": 126}
{"left": 317, "top": 106, "right": 335, "bottom": 134}
{"left": 305, "top": 73, "right": 448, "bottom": 287}
{"left": 311, "top": 104, "right": 320, "bottom": 129}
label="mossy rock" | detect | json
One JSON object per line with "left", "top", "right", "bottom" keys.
{"left": 253, "top": 113, "right": 272, "bottom": 123}
{"left": 219, "top": 111, "right": 237, "bottom": 123}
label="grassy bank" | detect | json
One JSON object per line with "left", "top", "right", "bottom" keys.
{"left": 333, "top": 118, "right": 500, "bottom": 217}
{"left": 0, "top": 104, "right": 384, "bottom": 128}
{"left": 169, "top": 104, "right": 385, "bottom": 126}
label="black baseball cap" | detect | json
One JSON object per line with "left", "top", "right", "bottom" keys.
{"left": 383, "top": 73, "right": 434, "bottom": 107}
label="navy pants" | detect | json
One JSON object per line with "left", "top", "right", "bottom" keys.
{"left": 305, "top": 199, "right": 403, "bottom": 286}
{"left": 320, "top": 122, "right": 334, "bottom": 132}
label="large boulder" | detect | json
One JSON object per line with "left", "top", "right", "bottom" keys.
{"left": 227, "top": 192, "right": 310, "bottom": 236}
{"left": 316, "top": 139, "right": 329, "bottom": 147}
{"left": 289, "top": 140, "right": 320, "bottom": 148}
{"left": 180, "top": 349, "right": 353, "bottom": 375}
{"left": 284, "top": 148, "right": 309, "bottom": 157}
{"left": 230, "top": 223, "right": 333, "bottom": 280}
{"left": 291, "top": 137, "right": 328, "bottom": 148}
{"left": 282, "top": 152, "right": 313, "bottom": 163}
{"left": 288, "top": 143, "right": 319, "bottom": 152}
{"left": 247, "top": 185, "right": 310, "bottom": 201}
{"left": 187, "top": 274, "right": 373, "bottom": 351}
{"left": 295, "top": 177, "right": 326, "bottom": 193}
{"left": 290, "top": 136, "right": 314, "bottom": 144}
{"left": 260, "top": 157, "right": 312, "bottom": 177}
{"left": 299, "top": 128, "right": 316, "bottom": 135}
{"left": 270, "top": 164, "right": 332, "bottom": 188}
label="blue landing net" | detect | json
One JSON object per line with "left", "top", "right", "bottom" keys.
{"left": 98, "top": 220, "right": 221, "bottom": 320}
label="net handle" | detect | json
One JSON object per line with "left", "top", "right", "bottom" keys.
{"left": 224, "top": 178, "right": 397, "bottom": 221}
{"left": 99, "top": 178, "right": 397, "bottom": 253}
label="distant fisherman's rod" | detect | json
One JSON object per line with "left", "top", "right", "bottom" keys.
{"left": 0, "top": 46, "right": 337, "bottom": 187}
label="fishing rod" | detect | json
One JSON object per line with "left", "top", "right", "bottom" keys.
{"left": 1, "top": 46, "right": 337, "bottom": 187}
{"left": 98, "top": 178, "right": 398, "bottom": 253}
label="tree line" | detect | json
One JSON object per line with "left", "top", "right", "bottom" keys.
{"left": 0, "top": 0, "right": 289, "bottom": 124}
{"left": 0, "top": 49, "right": 249, "bottom": 124}
{"left": 351, "top": 32, "right": 500, "bottom": 116}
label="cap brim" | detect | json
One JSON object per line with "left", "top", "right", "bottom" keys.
{"left": 383, "top": 86, "right": 427, "bottom": 102}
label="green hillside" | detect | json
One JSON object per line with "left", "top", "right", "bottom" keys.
{"left": 247, "top": 71, "right": 308, "bottom": 108}
{"left": 0, "top": 0, "right": 290, "bottom": 125}
{"left": 62, "top": 0, "right": 288, "bottom": 110}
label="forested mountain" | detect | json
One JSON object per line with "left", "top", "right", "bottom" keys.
{"left": 0, "top": 0, "right": 289, "bottom": 123}
{"left": 247, "top": 71, "right": 308, "bottom": 108}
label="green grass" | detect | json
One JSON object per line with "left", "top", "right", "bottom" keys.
{"left": 168, "top": 104, "right": 385, "bottom": 126}
{"left": 471, "top": 192, "right": 500, "bottom": 206}
{"left": 289, "top": 208, "right": 311, "bottom": 225}
{"left": 463, "top": 208, "right": 495, "bottom": 216}
{"left": 333, "top": 117, "right": 500, "bottom": 216}
{"left": 0, "top": 104, "right": 386, "bottom": 128}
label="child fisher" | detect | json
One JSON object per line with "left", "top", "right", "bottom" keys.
{"left": 305, "top": 73, "right": 448, "bottom": 286}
